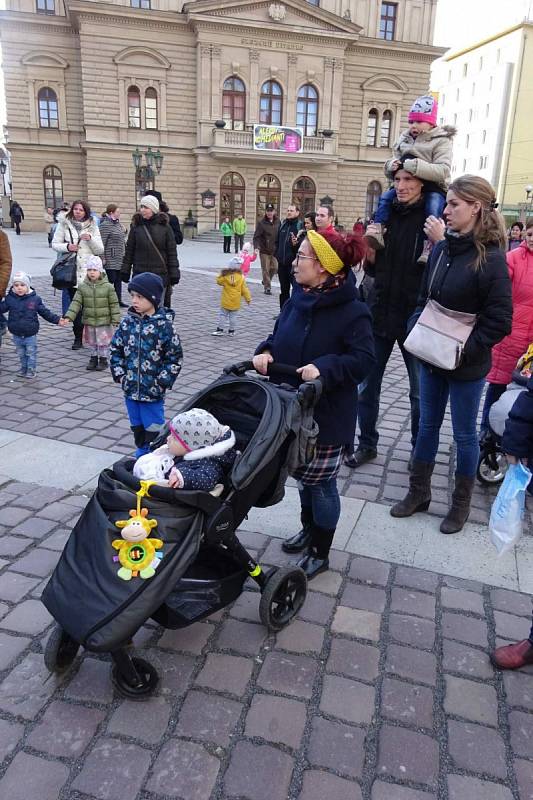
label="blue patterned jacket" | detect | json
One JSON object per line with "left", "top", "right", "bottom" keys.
{"left": 109, "top": 307, "right": 183, "bottom": 401}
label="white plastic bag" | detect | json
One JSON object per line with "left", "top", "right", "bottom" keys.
{"left": 489, "top": 462, "right": 532, "bottom": 555}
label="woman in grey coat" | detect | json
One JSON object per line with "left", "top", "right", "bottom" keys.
{"left": 100, "top": 204, "right": 127, "bottom": 306}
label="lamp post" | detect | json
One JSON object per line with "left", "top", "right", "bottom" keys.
{"left": 132, "top": 147, "right": 164, "bottom": 206}
{"left": 526, "top": 184, "right": 533, "bottom": 217}
{"left": 0, "top": 159, "right": 6, "bottom": 196}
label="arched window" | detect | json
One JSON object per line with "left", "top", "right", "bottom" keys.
{"left": 366, "top": 109, "right": 378, "bottom": 147}
{"left": 222, "top": 76, "right": 246, "bottom": 131}
{"left": 259, "top": 81, "right": 283, "bottom": 126}
{"left": 365, "top": 180, "right": 382, "bottom": 219}
{"left": 145, "top": 87, "right": 158, "bottom": 130}
{"left": 38, "top": 87, "right": 58, "bottom": 128}
{"left": 43, "top": 165, "right": 63, "bottom": 209}
{"left": 292, "top": 176, "right": 316, "bottom": 215}
{"left": 256, "top": 173, "right": 281, "bottom": 218}
{"left": 220, "top": 171, "right": 245, "bottom": 221}
{"left": 296, "top": 84, "right": 319, "bottom": 137}
{"left": 127, "top": 86, "right": 141, "bottom": 128}
{"left": 380, "top": 110, "right": 392, "bottom": 147}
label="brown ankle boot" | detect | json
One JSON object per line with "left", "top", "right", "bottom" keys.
{"left": 390, "top": 461, "right": 434, "bottom": 518}
{"left": 440, "top": 473, "right": 475, "bottom": 534}
{"left": 490, "top": 639, "right": 533, "bottom": 670}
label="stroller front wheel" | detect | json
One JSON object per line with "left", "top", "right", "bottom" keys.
{"left": 112, "top": 656, "right": 159, "bottom": 699}
{"left": 477, "top": 451, "right": 508, "bottom": 485}
{"left": 259, "top": 566, "right": 307, "bottom": 632}
{"left": 44, "top": 624, "right": 80, "bottom": 674}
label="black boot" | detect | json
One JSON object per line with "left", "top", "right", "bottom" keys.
{"left": 72, "top": 336, "right": 83, "bottom": 351}
{"left": 86, "top": 356, "right": 98, "bottom": 371}
{"left": 440, "top": 474, "right": 475, "bottom": 534}
{"left": 96, "top": 357, "right": 108, "bottom": 371}
{"left": 143, "top": 429, "right": 160, "bottom": 452}
{"left": 344, "top": 447, "right": 377, "bottom": 468}
{"left": 131, "top": 425, "right": 145, "bottom": 450}
{"left": 390, "top": 461, "right": 434, "bottom": 518}
{"left": 282, "top": 507, "right": 313, "bottom": 553}
{"left": 297, "top": 525, "right": 335, "bottom": 580}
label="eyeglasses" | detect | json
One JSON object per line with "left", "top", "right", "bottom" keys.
{"left": 295, "top": 253, "right": 316, "bottom": 265}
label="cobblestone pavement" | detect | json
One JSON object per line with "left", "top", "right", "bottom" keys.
{"left": 0, "top": 479, "right": 532, "bottom": 800}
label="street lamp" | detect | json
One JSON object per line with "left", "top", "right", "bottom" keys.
{"left": 0, "top": 160, "right": 6, "bottom": 196}
{"left": 131, "top": 147, "right": 164, "bottom": 205}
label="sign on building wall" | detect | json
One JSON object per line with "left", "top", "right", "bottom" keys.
{"left": 253, "top": 125, "right": 304, "bottom": 153}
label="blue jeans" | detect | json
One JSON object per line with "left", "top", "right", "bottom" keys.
{"left": 357, "top": 334, "right": 420, "bottom": 450}
{"left": 374, "top": 188, "right": 445, "bottom": 226}
{"left": 480, "top": 382, "right": 507, "bottom": 435}
{"left": 414, "top": 364, "right": 485, "bottom": 477}
{"left": 299, "top": 478, "right": 341, "bottom": 530}
{"left": 124, "top": 397, "right": 165, "bottom": 456}
{"left": 12, "top": 334, "right": 37, "bottom": 373}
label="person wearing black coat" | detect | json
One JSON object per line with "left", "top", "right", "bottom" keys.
{"left": 144, "top": 191, "right": 182, "bottom": 306}
{"left": 253, "top": 228, "right": 375, "bottom": 579}
{"left": 10, "top": 201, "right": 24, "bottom": 235}
{"left": 275, "top": 204, "right": 301, "bottom": 311}
{"left": 392, "top": 175, "right": 513, "bottom": 534}
{"left": 121, "top": 196, "right": 180, "bottom": 307}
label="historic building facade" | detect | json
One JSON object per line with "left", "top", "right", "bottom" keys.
{"left": 0, "top": 0, "right": 441, "bottom": 230}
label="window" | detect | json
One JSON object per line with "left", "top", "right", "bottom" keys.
{"left": 145, "top": 88, "right": 158, "bottom": 130}
{"left": 484, "top": 156, "right": 488, "bottom": 168}
{"left": 365, "top": 181, "right": 382, "bottom": 219}
{"left": 296, "top": 84, "right": 318, "bottom": 137}
{"left": 131, "top": 0, "right": 151, "bottom": 7}
{"left": 259, "top": 81, "right": 283, "bottom": 126}
{"left": 466, "top": 134, "right": 470, "bottom": 148}
{"left": 489, "top": 76, "right": 493, "bottom": 90}
{"left": 486, "top": 103, "right": 490, "bottom": 117}
{"left": 220, "top": 172, "right": 245, "bottom": 221}
{"left": 379, "top": 3, "right": 397, "bottom": 41}
{"left": 468, "top": 109, "right": 473, "bottom": 122}
{"left": 256, "top": 174, "right": 281, "bottom": 219}
{"left": 38, "top": 87, "right": 58, "bottom": 128}
{"left": 127, "top": 86, "right": 141, "bottom": 128}
{"left": 482, "top": 129, "right": 487, "bottom": 144}
{"left": 367, "top": 109, "right": 378, "bottom": 146}
{"left": 496, "top": 48, "right": 501, "bottom": 63}
{"left": 472, "top": 82, "right": 475, "bottom": 95}
{"left": 463, "top": 159, "right": 466, "bottom": 171}
{"left": 453, "top": 113, "right": 457, "bottom": 125}
{"left": 43, "top": 165, "right": 63, "bottom": 209}
{"left": 479, "top": 155, "right": 483, "bottom": 169}
{"left": 292, "top": 176, "right": 316, "bottom": 215}
{"left": 380, "top": 110, "right": 392, "bottom": 147}
{"left": 479, "top": 56, "right": 483, "bottom": 70}
{"left": 456, "top": 88, "right": 460, "bottom": 101}
{"left": 441, "top": 93, "right": 446, "bottom": 107}
{"left": 36, "top": 0, "right": 55, "bottom": 13}
{"left": 448, "top": 69, "right": 452, "bottom": 81}
{"left": 463, "top": 63, "right": 468, "bottom": 77}
{"left": 306, "top": 0, "right": 320, "bottom": 5}
{"left": 222, "top": 76, "right": 246, "bottom": 131}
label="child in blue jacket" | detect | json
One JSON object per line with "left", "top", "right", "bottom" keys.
{"left": 0, "top": 271, "right": 66, "bottom": 378}
{"left": 109, "top": 272, "right": 183, "bottom": 456}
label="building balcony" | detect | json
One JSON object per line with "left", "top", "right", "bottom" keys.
{"left": 208, "top": 126, "right": 339, "bottom": 164}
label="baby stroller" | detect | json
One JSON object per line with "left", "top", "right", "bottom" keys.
{"left": 42, "top": 361, "right": 321, "bottom": 698}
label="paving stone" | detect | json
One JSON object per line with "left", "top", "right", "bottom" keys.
{"left": 341, "top": 582, "right": 387, "bottom": 613}
{"left": 381, "top": 675, "right": 434, "bottom": 728}
{"left": 442, "top": 639, "right": 494, "bottom": 679}
{"left": 442, "top": 611, "right": 488, "bottom": 648}
{"left": 509, "top": 709, "right": 533, "bottom": 758}
{"left": 0, "top": 571, "right": 40, "bottom": 602}
{"left": 394, "top": 566, "right": 440, "bottom": 593}
{"left": 0, "top": 506, "right": 33, "bottom": 526}
{"left": 300, "top": 770, "right": 363, "bottom": 800}
{"left": 157, "top": 621, "right": 214, "bottom": 654}
{"left": 0, "top": 536, "right": 30, "bottom": 557}
{"left": 0, "top": 751, "right": 69, "bottom": 800}
{"left": 385, "top": 643, "right": 437, "bottom": 686}
{"left": 298, "top": 590, "right": 336, "bottom": 624}
{"left": 0, "top": 717, "right": 24, "bottom": 764}
{"left": 443, "top": 575, "right": 484, "bottom": 593}
{"left": 257, "top": 651, "right": 318, "bottom": 699}
{"left": 388, "top": 613, "right": 435, "bottom": 649}
{"left": 27, "top": 700, "right": 105, "bottom": 756}
{"left": 215, "top": 618, "right": 267, "bottom": 655}
{"left": 245, "top": 693, "right": 307, "bottom": 749}
{"left": 175, "top": 690, "right": 243, "bottom": 746}
{"left": 223, "top": 740, "right": 294, "bottom": 800}
{"left": 72, "top": 737, "right": 152, "bottom": 800}
{"left": 332, "top": 606, "right": 381, "bottom": 641}
{"left": 196, "top": 652, "right": 253, "bottom": 696}
{"left": 514, "top": 759, "right": 533, "bottom": 800}
{"left": 377, "top": 724, "right": 439, "bottom": 788}
{"left": 147, "top": 741, "right": 220, "bottom": 800}
{"left": 348, "top": 556, "right": 390, "bottom": 585}
{"left": 447, "top": 720, "right": 507, "bottom": 778}
{"left": 229, "top": 589, "right": 261, "bottom": 621}
{"left": 35, "top": 500, "right": 78, "bottom": 522}
{"left": 11, "top": 516, "right": 59, "bottom": 539}
{"left": 491, "top": 588, "right": 533, "bottom": 618}
{"left": 0, "top": 599, "right": 53, "bottom": 635}
{"left": 40, "top": 528, "right": 70, "bottom": 551}
{"left": 275, "top": 619, "right": 325, "bottom": 654}
{"left": 493, "top": 610, "right": 532, "bottom": 642}
{"left": 308, "top": 715, "right": 366, "bottom": 778}
{"left": 447, "top": 774, "right": 514, "bottom": 800}
{"left": 9, "top": 548, "right": 60, "bottom": 577}
{"left": 503, "top": 670, "right": 533, "bottom": 710}
{"left": 390, "top": 587, "right": 436, "bottom": 618}
{"left": 327, "top": 637, "right": 380, "bottom": 682}
{"left": 372, "top": 783, "right": 433, "bottom": 799}
{"left": 320, "top": 673, "right": 375, "bottom": 724}
{"left": 145, "top": 650, "right": 196, "bottom": 696}
{"left": 441, "top": 587, "right": 485, "bottom": 615}
{"left": 0, "top": 652, "right": 59, "bottom": 719}
{"left": 107, "top": 696, "right": 171, "bottom": 744}
{"left": 444, "top": 675, "right": 498, "bottom": 725}
{"left": 64, "top": 658, "right": 114, "bottom": 704}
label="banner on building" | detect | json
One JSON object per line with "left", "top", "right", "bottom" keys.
{"left": 253, "top": 125, "right": 304, "bottom": 153}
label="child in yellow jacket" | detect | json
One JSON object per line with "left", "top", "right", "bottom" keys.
{"left": 212, "top": 257, "right": 251, "bottom": 336}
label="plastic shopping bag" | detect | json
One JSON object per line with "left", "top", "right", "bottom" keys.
{"left": 489, "top": 462, "right": 532, "bottom": 555}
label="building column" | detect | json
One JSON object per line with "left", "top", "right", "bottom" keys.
{"left": 28, "top": 80, "right": 37, "bottom": 128}
{"left": 159, "top": 80, "right": 168, "bottom": 131}
{"left": 199, "top": 45, "right": 212, "bottom": 119}
{"left": 118, "top": 78, "right": 126, "bottom": 127}
{"left": 286, "top": 54, "right": 298, "bottom": 127}
{"left": 211, "top": 46, "right": 221, "bottom": 120}
{"left": 249, "top": 49, "right": 260, "bottom": 125}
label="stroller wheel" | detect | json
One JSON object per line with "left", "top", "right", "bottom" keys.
{"left": 477, "top": 451, "right": 508, "bottom": 485}
{"left": 259, "top": 566, "right": 307, "bottom": 632}
{"left": 44, "top": 624, "right": 80, "bottom": 674}
{"left": 112, "top": 657, "right": 159, "bottom": 699}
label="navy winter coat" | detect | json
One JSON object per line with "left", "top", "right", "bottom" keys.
{"left": 0, "top": 288, "right": 60, "bottom": 337}
{"left": 502, "top": 376, "right": 533, "bottom": 459}
{"left": 256, "top": 271, "right": 375, "bottom": 446}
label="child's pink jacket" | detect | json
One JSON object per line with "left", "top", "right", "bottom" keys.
{"left": 239, "top": 251, "right": 257, "bottom": 276}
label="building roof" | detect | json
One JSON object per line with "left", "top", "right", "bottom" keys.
{"left": 444, "top": 19, "right": 532, "bottom": 61}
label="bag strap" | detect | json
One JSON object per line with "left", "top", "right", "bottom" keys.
{"left": 142, "top": 225, "right": 167, "bottom": 270}
{"left": 426, "top": 246, "right": 447, "bottom": 299}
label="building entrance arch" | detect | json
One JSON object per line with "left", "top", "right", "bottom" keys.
{"left": 220, "top": 171, "right": 245, "bottom": 222}
{"left": 256, "top": 173, "right": 281, "bottom": 219}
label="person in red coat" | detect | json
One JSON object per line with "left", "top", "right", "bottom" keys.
{"left": 480, "top": 219, "right": 533, "bottom": 433}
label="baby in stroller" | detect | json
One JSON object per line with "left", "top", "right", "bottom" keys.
{"left": 133, "top": 408, "right": 237, "bottom": 490}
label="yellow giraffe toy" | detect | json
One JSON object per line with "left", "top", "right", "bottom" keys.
{"left": 112, "top": 481, "right": 164, "bottom": 581}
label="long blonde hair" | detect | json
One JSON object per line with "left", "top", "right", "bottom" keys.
{"left": 448, "top": 175, "right": 507, "bottom": 269}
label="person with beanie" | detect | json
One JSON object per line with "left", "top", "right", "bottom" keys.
{"left": 121, "top": 196, "right": 180, "bottom": 309}
{"left": 365, "top": 94, "right": 456, "bottom": 263}
{"left": 63, "top": 255, "right": 121, "bottom": 371}
{"left": 212, "top": 256, "right": 251, "bottom": 336}
{"left": 253, "top": 228, "right": 375, "bottom": 580}
{"left": 110, "top": 271, "right": 183, "bottom": 456}
{"left": 133, "top": 407, "right": 238, "bottom": 490}
{"left": 0, "top": 271, "right": 68, "bottom": 378}
{"left": 144, "top": 190, "right": 183, "bottom": 307}
{"left": 99, "top": 204, "right": 127, "bottom": 307}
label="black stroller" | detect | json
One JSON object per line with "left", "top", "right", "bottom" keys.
{"left": 42, "top": 362, "right": 321, "bottom": 698}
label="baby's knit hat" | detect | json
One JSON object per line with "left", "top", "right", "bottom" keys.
{"left": 169, "top": 408, "right": 229, "bottom": 452}
{"left": 11, "top": 271, "right": 31, "bottom": 289}
{"left": 408, "top": 95, "right": 438, "bottom": 127}
{"left": 84, "top": 255, "right": 105, "bottom": 272}
{"left": 242, "top": 242, "right": 254, "bottom": 253}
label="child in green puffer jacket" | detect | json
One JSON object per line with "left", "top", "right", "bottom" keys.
{"left": 64, "top": 255, "right": 121, "bottom": 370}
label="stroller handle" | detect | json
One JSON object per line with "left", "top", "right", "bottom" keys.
{"left": 224, "top": 360, "right": 300, "bottom": 379}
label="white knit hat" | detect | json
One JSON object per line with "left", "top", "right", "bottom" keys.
{"left": 169, "top": 408, "right": 229, "bottom": 452}
{"left": 11, "top": 271, "right": 31, "bottom": 289}
{"left": 84, "top": 255, "right": 105, "bottom": 272}
{"left": 140, "top": 195, "right": 160, "bottom": 215}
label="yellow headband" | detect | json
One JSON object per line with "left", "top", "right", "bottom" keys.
{"left": 307, "top": 230, "right": 344, "bottom": 275}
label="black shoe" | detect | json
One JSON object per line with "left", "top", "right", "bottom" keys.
{"left": 96, "top": 357, "right": 108, "bottom": 371}
{"left": 264, "top": 288, "right": 271, "bottom": 295}
{"left": 297, "top": 550, "right": 329, "bottom": 581}
{"left": 344, "top": 447, "right": 377, "bottom": 468}
{"left": 72, "top": 338, "right": 83, "bottom": 351}
{"left": 282, "top": 528, "right": 312, "bottom": 554}
{"left": 86, "top": 356, "right": 98, "bottom": 371}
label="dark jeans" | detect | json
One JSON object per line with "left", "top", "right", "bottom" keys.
{"left": 278, "top": 260, "right": 292, "bottom": 311}
{"left": 374, "top": 189, "right": 445, "bottom": 229}
{"left": 66, "top": 287, "right": 83, "bottom": 339}
{"left": 414, "top": 363, "right": 485, "bottom": 477}
{"left": 223, "top": 236, "right": 232, "bottom": 253}
{"left": 13, "top": 220, "right": 21, "bottom": 235}
{"left": 480, "top": 382, "right": 507, "bottom": 434}
{"left": 299, "top": 478, "right": 341, "bottom": 530}
{"left": 357, "top": 334, "right": 420, "bottom": 451}
{"left": 105, "top": 269, "right": 122, "bottom": 304}
{"left": 164, "top": 282, "right": 173, "bottom": 309}
{"left": 234, "top": 234, "right": 244, "bottom": 252}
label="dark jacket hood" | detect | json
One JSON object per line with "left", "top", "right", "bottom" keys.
{"left": 131, "top": 212, "right": 169, "bottom": 227}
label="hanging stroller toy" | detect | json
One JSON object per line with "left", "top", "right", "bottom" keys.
{"left": 112, "top": 481, "right": 163, "bottom": 581}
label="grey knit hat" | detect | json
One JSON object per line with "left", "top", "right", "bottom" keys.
{"left": 169, "top": 408, "right": 228, "bottom": 452}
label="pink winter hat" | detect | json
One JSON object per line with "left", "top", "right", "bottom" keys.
{"left": 408, "top": 95, "right": 438, "bottom": 126}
